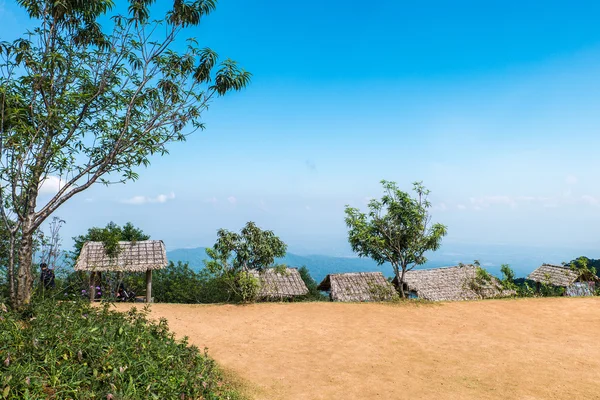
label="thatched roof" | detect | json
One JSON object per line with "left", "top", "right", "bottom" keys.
{"left": 526, "top": 264, "right": 584, "bottom": 287}
{"left": 74, "top": 241, "right": 167, "bottom": 272}
{"left": 400, "top": 265, "right": 514, "bottom": 301}
{"left": 249, "top": 268, "right": 309, "bottom": 299}
{"left": 317, "top": 272, "right": 396, "bottom": 302}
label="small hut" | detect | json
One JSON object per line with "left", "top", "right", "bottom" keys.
{"left": 527, "top": 264, "right": 598, "bottom": 296}
{"left": 74, "top": 240, "right": 168, "bottom": 303}
{"left": 399, "top": 264, "right": 514, "bottom": 301}
{"left": 249, "top": 267, "right": 309, "bottom": 300}
{"left": 317, "top": 272, "right": 396, "bottom": 302}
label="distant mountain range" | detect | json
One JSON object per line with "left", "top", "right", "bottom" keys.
{"left": 166, "top": 243, "right": 588, "bottom": 283}
{"left": 167, "top": 247, "right": 449, "bottom": 283}
{"left": 41, "top": 243, "right": 594, "bottom": 283}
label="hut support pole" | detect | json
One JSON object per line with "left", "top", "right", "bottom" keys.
{"left": 89, "top": 272, "right": 96, "bottom": 302}
{"left": 146, "top": 269, "right": 152, "bottom": 303}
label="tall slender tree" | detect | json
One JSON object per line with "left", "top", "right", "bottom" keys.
{"left": 345, "top": 180, "right": 447, "bottom": 298}
{"left": 0, "top": 0, "right": 250, "bottom": 307}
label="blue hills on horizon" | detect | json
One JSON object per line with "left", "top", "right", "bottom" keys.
{"left": 39, "top": 243, "right": 593, "bottom": 284}
{"left": 167, "top": 247, "right": 447, "bottom": 284}
{"left": 166, "top": 243, "right": 590, "bottom": 284}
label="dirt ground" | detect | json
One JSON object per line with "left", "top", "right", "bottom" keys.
{"left": 115, "top": 298, "right": 600, "bottom": 400}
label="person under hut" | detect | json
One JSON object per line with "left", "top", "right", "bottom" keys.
{"left": 40, "top": 263, "right": 55, "bottom": 290}
{"left": 116, "top": 281, "right": 135, "bottom": 302}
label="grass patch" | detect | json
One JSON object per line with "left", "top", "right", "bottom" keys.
{"left": 0, "top": 300, "right": 245, "bottom": 399}
{"left": 378, "top": 298, "right": 438, "bottom": 307}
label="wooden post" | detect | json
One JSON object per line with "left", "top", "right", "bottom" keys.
{"left": 89, "top": 272, "right": 96, "bottom": 301}
{"left": 146, "top": 269, "right": 152, "bottom": 303}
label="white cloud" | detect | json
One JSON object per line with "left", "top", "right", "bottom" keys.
{"left": 565, "top": 175, "right": 578, "bottom": 185}
{"left": 581, "top": 195, "right": 599, "bottom": 207}
{"left": 204, "top": 197, "right": 218, "bottom": 204}
{"left": 122, "top": 192, "right": 175, "bottom": 205}
{"left": 305, "top": 205, "right": 312, "bottom": 211}
{"left": 457, "top": 204, "right": 467, "bottom": 210}
{"left": 38, "top": 176, "right": 66, "bottom": 195}
{"left": 84, "top": 198, "right": 94, "bottom": 203}
{"left": 434, "top": 202, "right": 447, "bottom": 211}
{"left": 227, "top": 196, "right": 237, "bottom": 205}
{"left": 155, "top": 193, "right": 174, "bottom": 203}
{"left": 516, "top": 196, "right": 536, "bottom": 202}
{"left": 466, "top": 195, "right": 567, "bottom": 209}
{"left": 469, "top": 195, "right": 517, "bottom": 209}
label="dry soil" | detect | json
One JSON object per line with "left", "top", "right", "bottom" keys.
{"left": 115, "top": 298, "right": 600, "bottom": 400}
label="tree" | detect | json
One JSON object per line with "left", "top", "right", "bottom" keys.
{"left": 204, "top": 221, "right": 287, "bottom": 302}
{"left": 345, "top": 180, "right": 447, "bottom": 298}
{"left": 38, "top": 216, "right": 65, "bottom": 271}
{"left": 566, "top": 256, "right": 598, "bottom": 282}
{"left": 0, "top": 0, "right": 250, "bottom": 307}
{"left": 500, "top": 264, "right": 518, "bottom": 291}
{"left": 71, "top": 221, "right": 150, "bottom": 260}
{"left": 68, "top": 221, "right": 150, "bottom": 300}
{"left": 298, "top": 266, "right": 327, "bottom": 301}
{"left": 0, "top": 219, "right": 17, "bottom": 300}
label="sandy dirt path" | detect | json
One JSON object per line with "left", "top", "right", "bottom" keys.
{"left": 115, "top": 298, "right": 600, "bottom": 400}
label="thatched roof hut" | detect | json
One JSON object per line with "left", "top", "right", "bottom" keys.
{"left": 398, "top": 264, "right": 514, "bottom": 301}
{"left": 317, "top": 272, "right": 396, "bottom": 302}
{"left": 249, "top": 268, "right": 309, "bottom": 300}
{"left": 526, "top": 264, "right": 592, "bottom": 287}
{"left": 74, "top": 241, "right": 167, "bottom": 272}
{"left": 74, "top": 240, "right": 167, "bottom": 302}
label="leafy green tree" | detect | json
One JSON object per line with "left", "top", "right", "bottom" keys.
{"left": 345, "top": 180, "right": 447, "bottom": 298}
{"left": 566, "top": 256, "right": 599, "bottom": 282}
{"left": 72, "top": 221, "right": 150, "bottom": 260}
{"left": 565, "top": 256, "right": 600, "bottom": 272}
{"left": 500, "top": 264, "right": 518, "bottom": 291}
{"left": 0, "top": 0, "right": 249, "bottom": 307}
{"left": 204, "top": 222, "right": 287, "bottom": 302}
{"left": 298, "top": 266, "right": 327, "bottom": 301}
{"left": 64, "top": 222, "right": 151, "bottom": 300}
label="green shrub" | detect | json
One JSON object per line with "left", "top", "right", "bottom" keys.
{"left": 367, "top": 282, "right": 400, "bottom": 302}
{"left": 51, "top": 262, "right": 229, "bottom": 304}
{"left": 500, "top": 264, "right": 518, "bottom": 292}
{"left": 297, "top": 266, "right": 328, "bottom": 301}
{"left": 147, "top": 261, "right": 206, "bottom": 304}
{"left": 235, "top": 272, "right": 260, "bottom": 303}
{"left": 0, "top": 300, "right": 243, "bottom": 399}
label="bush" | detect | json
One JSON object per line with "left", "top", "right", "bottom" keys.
{"left": 147, "top": 261, "right": 206, "bottom": 304}
{"left": 297, "top": 266, "right": 327, "bottom": 301}
{"left": 0, "top": 299, "right": 243, "bottom": 399}
{"left": 500, "top": 264, "right": 518, "bottom": 292}
{"left": 50, "top": 262, "right": 229, "bottom": 304}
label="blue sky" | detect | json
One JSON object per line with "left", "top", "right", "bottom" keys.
{"left": 3, "top": 1, "right": 600, "bottom": 257}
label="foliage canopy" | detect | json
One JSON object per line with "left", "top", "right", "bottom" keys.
{"left": 345, "top": 180, "right": 447, "bottom": 297}
{"left": 204, "top": 221, "right": 287, "bottom": 302}
{"left": 0, "top": 0, "right": 249, "bottom": 306}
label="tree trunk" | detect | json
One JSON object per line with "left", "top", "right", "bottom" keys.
{"left": 398, "top": 267, "right": 407, "bottom": 299}
{"left": 8, "top": 234, "right": 15, "bottom": 304}
{"left": 15, "top": 221, "right": 35, "bottom": 308}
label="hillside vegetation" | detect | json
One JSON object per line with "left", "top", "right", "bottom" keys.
{"left": 0, "top": 300, "right": 244, "bottom": 400}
